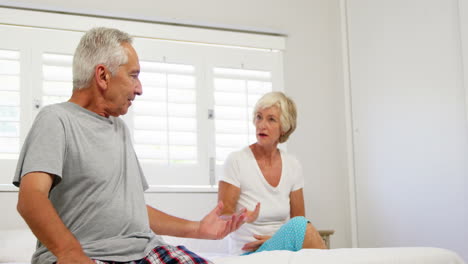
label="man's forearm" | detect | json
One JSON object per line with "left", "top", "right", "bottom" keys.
{"left": 18, "top": 189, "right": 86, "bottom": 258}
{"left": 146, "top": 205, "right": 200, "bottom": 238}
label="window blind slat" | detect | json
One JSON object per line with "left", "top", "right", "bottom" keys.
{"left": 0, "top": 49, "right": 20, "bottom": 157}
{"left": 0, "top": 106, "right": 19, "bottom": 121}
{"left": 0, "top": 91, "right": 20, "bottom": 106}
{"left": 43, "top": 65, "right": 73, "bottom": 82}
{"left": 215, "top": 120, "right": 248, "bottom": 133}
{"left": 214, "top": 78, "right": 246, "bottom": 92}
{"left": 42, "top": 53, "right": 73, "bottom": 67}
{"left": 133, "top": 101, "right": 167, "bottom": 115}
{"left": 213, "top": 67, "right": 271, "bottom": 79}
{"left": 213, "top": 66, "right": 272, "bottom": 165}
{"left": 140, "top": 61, "right": 194, "bottom": 74}
{"left": 0, "top": 121, "right": 19, "bottom": 137}
{"left": 41, "top": 53, "right": 73, "bottom": 108}
{"left": 134, "top": 116, "right": 167, "bottom": 130}
{"left": 0, "top": 50, "right": 20, "bottom": 60}
{"left": 0, "top": 75, "right": 20, "bottom": 91}
{"left": 0, "top": 137, "right": 19, "bottom": 153}
{"left": 168, "top": 74, "right": 195, "bottom": 89}
{"left": 0, "top": 60, "right": 20, "bottom": 75}
{"left": 43, "top": 81, "right": 73, "bottom": 96}
{"left": 134, "top": 60, "right": 198, "bottom": 164}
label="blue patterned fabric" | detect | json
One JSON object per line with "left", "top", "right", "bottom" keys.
{"left": 244, "top": 216, "right": 308, "bottom": 255}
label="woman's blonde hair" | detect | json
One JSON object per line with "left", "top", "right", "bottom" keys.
{"left": 252, "top": 91, "right": 297, "bottom": 143}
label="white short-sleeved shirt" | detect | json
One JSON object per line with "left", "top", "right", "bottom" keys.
{"left": 220, "top": 146, "right": 304, "bottom": 255}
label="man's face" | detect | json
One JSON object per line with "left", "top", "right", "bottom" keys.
{"left": 105, "top": 43, "right": 142, "bottom": 117}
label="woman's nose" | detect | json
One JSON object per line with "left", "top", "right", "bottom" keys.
{"left": 257, "top": 119, "right": 267, "bottom": 129}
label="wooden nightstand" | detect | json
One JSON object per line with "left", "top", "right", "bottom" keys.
{"left": 318, "top": 230, "right": 335, "bottom": 249}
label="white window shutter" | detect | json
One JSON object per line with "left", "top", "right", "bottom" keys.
{"left": 0, "top": 22, "right": 284, "bottom": 190}
{"left": 134, "top": 61, "right": 198, "bottom": 165}
{"left": 213, "top": 67, "right": 272, "bottom": 164}
{"left": 0, "top": 49, "right": 21, "bottom": 158}
{"left": 41, "top": 53, "right": 73, "bottom": 107}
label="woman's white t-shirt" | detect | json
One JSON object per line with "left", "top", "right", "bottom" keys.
{"left": 220, "top": 146, "right": 304, "bottom": 255}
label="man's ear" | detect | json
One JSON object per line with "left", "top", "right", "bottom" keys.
{"left": 95, "top": 65, "right": 109, "bottom": 90}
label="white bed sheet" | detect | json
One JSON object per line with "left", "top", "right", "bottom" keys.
{"left": 211, "top": 247, "right": 466, "bottom": 264}
{"left": 1, "top": 248, "right": 465, "bottom": 264}
{"left": 1, "top": 229, "right": 465, "bottom": 264}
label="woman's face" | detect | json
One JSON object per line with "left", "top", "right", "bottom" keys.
{"left": 254, "top": 106, "right": 282, "bottom": 147}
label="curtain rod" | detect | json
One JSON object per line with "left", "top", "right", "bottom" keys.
{"left": 0, "top": 2, "right": 287, "bottom": 37}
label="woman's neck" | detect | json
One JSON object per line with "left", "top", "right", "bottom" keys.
{"left": 250, "top": 143, "right": 279, "bottom": 164}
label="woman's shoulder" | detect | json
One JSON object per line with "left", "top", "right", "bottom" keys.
{"left": 227, "top": 146, "right": 253, "bottom": 161}
{"left": 279, "top": 149, "right": 301, "bottom": 165}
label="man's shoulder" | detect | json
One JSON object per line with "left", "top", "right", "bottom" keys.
{"left": 34, "top": 102, "right": 70, "bottom": 122}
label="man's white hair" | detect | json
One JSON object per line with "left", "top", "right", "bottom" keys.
{"left": 72, "top": 27, "right": 133, "bottom": 91}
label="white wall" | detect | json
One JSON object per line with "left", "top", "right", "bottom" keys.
{"left": 346, "top": 0, "right": 468, "bottom": 260}
{"left": 0, "top": 0, "right": 351, "bottom": 249}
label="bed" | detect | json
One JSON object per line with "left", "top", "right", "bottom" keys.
{"left": 211, "top": 247, "right": 465, "bottom": 264}
{"left": 0, "top": 229, "right": 465, "bottom": 264}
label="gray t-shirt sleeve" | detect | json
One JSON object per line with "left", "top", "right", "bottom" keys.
{"left": 13, "top": 107, "right": 66, "bottom": 187}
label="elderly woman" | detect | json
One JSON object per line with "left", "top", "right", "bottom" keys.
{"left": 218, "top": 91, "right": 326, "bottom": 255}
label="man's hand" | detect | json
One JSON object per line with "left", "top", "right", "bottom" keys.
{"left": 197, "top": 201, "right": 247, "bottom": 240}
{"left": 241, "top": 234, "right": 271, "bottom": 252}
{"left": 245, "top": 202, "right": 260, "bottom": 223}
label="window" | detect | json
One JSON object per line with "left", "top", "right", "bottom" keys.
{"left": 0, "top": 49, "right": 21, "bottom": 159}
{"left": 213, "top": 67, "right": 273, "bottom": 165}
{"left": 135, "top": 61, "right": 198, "bottom": 165}
{"left": 41, "top": 53, "right": 73, "bottom": 107}
{"left": 0, "top": 8, "right": 285, "bottom": 190}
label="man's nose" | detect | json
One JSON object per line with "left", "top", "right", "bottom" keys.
{"left": 135, "top": 80, "right": 143, "bottom": 96}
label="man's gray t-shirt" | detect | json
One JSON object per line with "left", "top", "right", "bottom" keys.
{"left": 13, "top": 102, "right": 164, "bottom": 263}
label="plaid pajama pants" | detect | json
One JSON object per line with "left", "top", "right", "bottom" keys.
{"left": 93, "top": 245, "right": 212, "bottom": 264}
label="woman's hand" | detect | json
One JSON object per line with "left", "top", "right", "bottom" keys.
{"left": 241, "top": 234, "right": 271, "bottom": 252}
{"left": 245, "top": 202, "right": 261, "bottom": 223}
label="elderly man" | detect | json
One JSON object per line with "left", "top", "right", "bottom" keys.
{"left": 13, "top": 27, "right": 245, "bottom": 264}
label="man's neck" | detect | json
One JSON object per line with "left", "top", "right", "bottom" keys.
{"left": 68, "top": 87, "right": 109, "bottom": 117}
